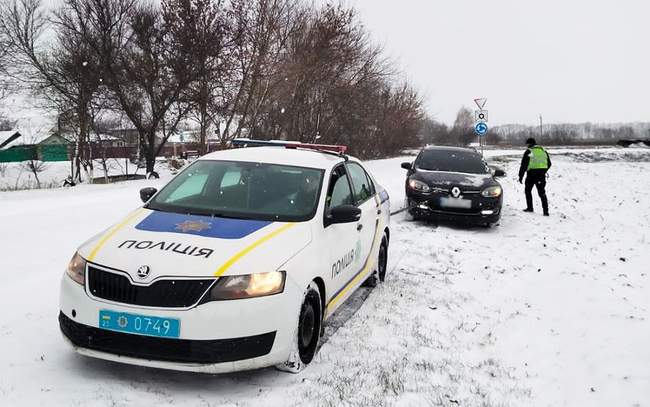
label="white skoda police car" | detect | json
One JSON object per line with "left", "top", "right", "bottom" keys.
{"left": 59, "top": 140, "right": 390, "bottom": 373}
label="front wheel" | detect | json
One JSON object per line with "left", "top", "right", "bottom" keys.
{"left": 276, "top": 282, "right": 322, "bottom": 373}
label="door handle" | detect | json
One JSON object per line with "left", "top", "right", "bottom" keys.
{"left": 357, "top": 224, "right": 363, "bottom": 231}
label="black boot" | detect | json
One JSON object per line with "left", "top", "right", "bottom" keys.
{"left": 523, "top": 208, "right": 533, "bottom": 213}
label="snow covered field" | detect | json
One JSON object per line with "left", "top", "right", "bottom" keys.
{"left": 0, "top": 147, "right": 649, "bottom": 406}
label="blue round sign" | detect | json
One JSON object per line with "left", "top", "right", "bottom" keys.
{"left": 475, "top": 122, "right": 488, "bottom": 136}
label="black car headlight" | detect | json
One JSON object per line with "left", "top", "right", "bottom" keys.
{"left": 206, "top": 271, "right": 286, "bottom": 300}
{"left": 481, "top": 186, "right": 502, "bottom": 198}
{"left": 66, "top": 252, "right": 86, "bottom": 285}
{"left": 408, "top": 179, "right": 431, "bottom": 193}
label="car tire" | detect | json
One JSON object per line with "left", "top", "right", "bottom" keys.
{"left": 408, "top": 209, "right": 422, "bottom": 221}
{"left": 362, "top": 232, "right": 389, "bottom": 286}
{"left": 276, "top": 282, "right": 322, "bottom": 373}
{"left": 378, "top": 234, "right": 388, "bottom": 282}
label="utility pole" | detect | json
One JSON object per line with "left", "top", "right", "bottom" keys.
{"left": 539, "top": 114, "right": 543, "bottom": 138}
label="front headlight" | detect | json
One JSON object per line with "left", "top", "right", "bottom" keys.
{"left": 66, "top": 252, "right": 86, "bottom": 285}
{"left": 408, "top": 179, "right": 431, "bottom": 193}
{"left": 481, "top": 186, "right": 502, "bottom": 198}
{"left": 207, "top": 271, "right": 286, "bottom": 301}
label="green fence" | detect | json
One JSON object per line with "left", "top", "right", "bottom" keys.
{"left": 0, "top": 145, "right": 70, "bottom": 163}
{"left": 39, "top": 144, "right": 69, "bottom": 161}
{"left": 0, "top": 146, "right": 38, "bottom": 163}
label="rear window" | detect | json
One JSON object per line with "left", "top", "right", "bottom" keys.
{"left": 415, "top": 149, "right": 488, "bottom": 174}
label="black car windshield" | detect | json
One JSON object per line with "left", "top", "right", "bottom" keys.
{"left": 147, "top": 160, "right": 324, "bottom": 222}
{"left": 415, "top": 149, "right": 489, "bottom": 174}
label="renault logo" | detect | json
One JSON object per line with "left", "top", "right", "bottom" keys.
{"left": 137, "top": 265, "right": 151, "bottom": 279}
{"left": 451, "top": 187, "right": 461, "bottom": 198}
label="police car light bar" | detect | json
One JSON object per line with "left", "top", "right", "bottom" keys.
{"left": 231, "top": 138, "right": 348, "bottom": 154}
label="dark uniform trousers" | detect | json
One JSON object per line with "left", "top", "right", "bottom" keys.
{"left": 525, "top": 169, "right": 548, "bottom": 213}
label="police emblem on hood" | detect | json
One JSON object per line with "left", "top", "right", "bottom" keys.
{"left": 175, "top": 220, "right": 211, "bottom": 233}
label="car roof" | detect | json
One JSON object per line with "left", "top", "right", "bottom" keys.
{"left": 421, "top": 145, "right": 480, "bottom": 154}
{"left": 199, "top": 146, "right": 347, "bottom": 170}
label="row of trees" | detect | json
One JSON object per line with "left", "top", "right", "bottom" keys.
{"left": 493, "top": 123, "right": 650, "bottom": 145}
{"left": 0, "top": 0, "right": 425, "bottom": 178}
{"left": 420, "top": 107, "right": 501, "bottom": 146}
{"left": 420, "top": 107, "right": 650, "bottom": 147}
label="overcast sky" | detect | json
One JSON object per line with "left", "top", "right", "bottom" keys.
{"left": 348, "top": 0, "right": 650, "bottom": 125}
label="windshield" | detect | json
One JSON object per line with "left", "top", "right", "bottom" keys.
{"left": 147, "top": 160, "right": 324, "bottom": 222}
{"left": 415, "top": 150, "right": 489, "bottom": 174}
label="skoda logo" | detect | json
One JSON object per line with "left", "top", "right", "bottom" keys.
{"left": 137, "top": 265, "right": 151, "bottom": 279}
{"left": 451, "top": 187, "right": 461, "bottom": 198}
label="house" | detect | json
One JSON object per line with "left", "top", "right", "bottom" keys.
{"left": 38, "top": 133, "right": 73, "bottom": 146}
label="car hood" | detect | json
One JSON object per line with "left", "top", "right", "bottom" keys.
{"left": 411, "top": 170, "right": 497, "bottom": 191}
{"left": 78, "top": 208, "right": 312, "bottom": 283}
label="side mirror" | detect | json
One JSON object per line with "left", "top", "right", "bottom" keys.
{"left": 401, "top": 162, "right": 412, "bottom": 170}
{"left": 493, "top": 168, "right": 506, "bottom": 177}
{"left": 326, "top": 205, "right": 361, "bottom": 225}
{"left": 140, "top": 187, "right": 158, "bottom": 203}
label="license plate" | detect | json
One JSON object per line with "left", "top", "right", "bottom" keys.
{"left": 439, "top": 197, "right": 472, "bottom": 209}
{"left": 98, "top": 310, "right": 180, "bottom": 338}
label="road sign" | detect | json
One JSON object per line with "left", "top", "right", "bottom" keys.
{"left": 475, "top": 122, "right": 488, "bottom": 136}
{"left": 474, "top": 98, "right": 487, "bottom": 110}
{"left": 475, "top": 110, "right": 488, "bottom": 122}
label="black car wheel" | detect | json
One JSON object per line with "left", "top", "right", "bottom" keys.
{"left": 378, "top": 234, "right": 388, "bottom": 282}
{"left": 297, "top": 285, "right": 322, "bottom": 365}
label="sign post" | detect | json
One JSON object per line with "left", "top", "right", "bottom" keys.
{"left": 473, "top": 98, "right": 488, "bottom": 155}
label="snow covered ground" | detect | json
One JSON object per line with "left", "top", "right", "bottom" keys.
{"left": 0, "top": 147, "right": 649, "bottom": 406}
{"left": 0, "top": 157, "right": 178, "bottom": 191}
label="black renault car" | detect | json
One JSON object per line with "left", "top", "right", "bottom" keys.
{"left": 401, "top": 146, "right": 505, "bottom": 226}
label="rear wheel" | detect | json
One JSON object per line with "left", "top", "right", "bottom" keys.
{"left": 276, "top": 282, "right": 322, "bottom": 373}
{"left": 378, "top": 234, "right": 388, "bottom": 282}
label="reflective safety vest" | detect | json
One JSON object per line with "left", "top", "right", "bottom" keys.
{"left": 527, "top": 146, "right": 549, "bottom": 170}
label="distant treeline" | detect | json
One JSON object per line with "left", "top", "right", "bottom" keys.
{"left": 420, "top": 107, "right": 650, "bottom": 146}
{"left": 0, "top": 0, "right": 423, "bottom": 180}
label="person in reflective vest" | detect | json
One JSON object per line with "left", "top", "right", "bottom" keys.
{"left": 518, "top": 137, "right": 551, "bottom": 216}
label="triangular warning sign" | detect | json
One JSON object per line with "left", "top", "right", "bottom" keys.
{"left": 474, "top": 98, "right": 487, "bottom": 110}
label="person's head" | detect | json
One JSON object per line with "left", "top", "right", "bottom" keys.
{"left": 526, "top": 137, "right": 537, "bottom": 147}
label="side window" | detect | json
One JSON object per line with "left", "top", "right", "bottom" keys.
{"left": 366, "top": 171, "right": 376, "bottom": 195}
{"left": 326, "top": 166, "right": 353, "bottom": 209}
{"left": 347, "top": 163, "right": 373, "bottom": 204}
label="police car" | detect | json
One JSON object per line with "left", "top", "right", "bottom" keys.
{"left": 59, "top": 140, "right": 391, "bottom": 373}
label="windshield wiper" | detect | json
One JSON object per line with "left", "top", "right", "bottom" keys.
{"left": 208, "top": 212, "right": 257, "bottom": 220}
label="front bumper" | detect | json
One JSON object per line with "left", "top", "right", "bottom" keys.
{"left": 59, "top": 273, "right": 302, "bottom": 373}
{"left": 60, "top": 312, "right": 276, "bottom": 364}
{"left": 406, "top": 191, "right": 502, "bottom": 224}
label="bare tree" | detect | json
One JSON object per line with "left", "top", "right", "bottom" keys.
{"left": 164, "top": 0, "right": 229, "bottom": 155}
{"left": 2, "top": 0, "right": 428, "bottom": 163}
{"left": 65, "top": 0, "right": 208, "bottom": 173}
{"left": 21, "top": 156, "right": 47, "bottom": 188}
{"left": 0, "top": 19, "right": 11, "bottom": 101}
{"left": 450, "top": 106, "right": 475, "bottom": 146}
{"left": 1, "top": 0, "right": 106, "bottom": 182}
{"left": 217, "top": 0, "right": 299, "bottom": 144}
